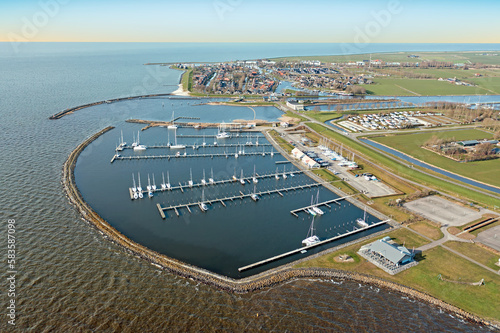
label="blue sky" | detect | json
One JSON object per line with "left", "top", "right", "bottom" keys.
{"left": 1, "top": 0, "right": 499, "bottom": 42}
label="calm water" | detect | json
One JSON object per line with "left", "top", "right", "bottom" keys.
{"left": 75, "top": 123, "right": 386, "bottom": 278}
{"left": 0, "top": 43, "right": 495, "bottom": 331}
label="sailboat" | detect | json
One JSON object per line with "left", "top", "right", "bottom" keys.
{"left": 161, "top": 172, "right": 167, "bottom": 190}
{"left": 132, "top": 173, "right": 137, "bottom": 192}
{"left": 312, "top": 189, "right": 324, "bottom": 215}
{"left": 240, "top": 169, "right": 246, "bottom": 185}
{"left": 147, "top": 174, "right": 153, "bottom": 198}
{"left": 209, "top": 168, "right": 215, "bottom": 185}
{"left": 170, "top": 127, "right": 186, "bottom": 149}
{"left": 116, "top": 130, "right": 126, "bottom": 151}
{"left": 201, "top": 169, "right": 207, "bottom": 186}
{"left": 234, "top": 147, "right": 239, "bottom": 159}
{"left": 302, "top": 216, "right": 320, "bottom": 246}
{"left": 216, "top": 122, "right": 229, "bottom": 139}
{"left": 275, "top": 167, "right": 280, "bottom": 180}
{"left": 202, "top": 134, "right": 206, "bottom": 147}
{"left": 166, "top": 171, "right": 172, "bottom": 190}
{"left": 307, "top": 195, "right": 317, "bottom": 216}
{"left": 137, "top": 173, "right": 143, "bottom": 199}
{"left": 282, "top": 165, "right": 287, "bottom": 179}
{"left": 232, "top": 168, "right": 238, "bottom": 181}
{"left": 199, "top": 187, "right": 208, "bottom": 212}
{"left": 356, "top": 206, "right": 369, "bottom": 227}
{"left": 251, "top": 184, "right": 259, "bottom": 201}
{"left": 151, "top": 174, "right": 157, "bottom": 191}
{"left": 168, "top": 111, "right": 178, "bottom": 129}
{"left": 133, "top": 131, "right": 147, "bottom": 151}
{"left": 188, "top": 168, "right": 194, "bottom": 187}
{"left": 252, "top": 165, "right": 258, "bottom": 184}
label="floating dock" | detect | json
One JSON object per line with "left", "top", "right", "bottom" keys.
{"left": 128, "top": 170, "right": 305, "bottom": 199}
{"left": 115, "top": 151, "right": 275, "bottom": 162}
{"left": 238, "top": 220, "right": 389, "bottom": 272}
{"left": 290, "top": 195, "right": 357, "bottom": 217}
{"left": 156, "top": 182, "right": 322, "bottom": 218}
{"left": 118, "top": 143, "right": 272, "bottom": 150}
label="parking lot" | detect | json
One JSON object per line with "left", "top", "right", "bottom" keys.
{"left": 404, "top": 196, "right": 483, "bottom": 226}
{"left": 476, "top": 225, "right": 500, "bottom": 252}
{"left": 281, "top": 130, "right": 398, "bottom": 198}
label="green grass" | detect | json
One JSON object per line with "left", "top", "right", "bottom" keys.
{"left": 305, "top": 122, "right": 500, "bottom": 208}
{"left": 283, "top": 111, "right": 307, "bottom": 122}
{"left": 444, "top": 241, "right": 500, "bottom": 271}
{"left": 370, "top": 129, "right": 500, "bottom": 187}
{"left": 408, "top": 221, "right": 443, "bottom": 240}
{"left": 366, "top": 78, "right": 488, "bottom": 96}
{"left": 268, "top": 130, "right": 294, "bottom": 153}
{"left": 387, "top": 228, "right": 431, "bottom": 248}
{"left": 297, "top": 240, "right": 500, "bottom": 322}
{"left": 274, "top": 51, "right": 500, "bottom": 66}
{"left": 304, "top": 111, "right": 342, "bottom": 123}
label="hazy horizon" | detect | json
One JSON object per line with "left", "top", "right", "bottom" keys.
{"left": 1, "top": 0, "right": 499, "bottom": 43}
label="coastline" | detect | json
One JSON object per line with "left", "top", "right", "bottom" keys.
{"left": 62, "top": 126, "right": 497, "bottom": 328}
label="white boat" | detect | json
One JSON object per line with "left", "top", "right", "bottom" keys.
{"left": 200, "top": 187, "right": 208, "bottom": 211}
{"left": 255, "top": 136, "right": 259, "bottom": 146}
{"left": 131, "top": 132, "right": 138, "bottom": 147}
{"left": 119, "top": 130, "right": 127, "bottom": 148}
{"left": 201, "top": 169, "right": 207, "bottom": 186}
{"left": 170, "top": 127, "right": 186, "bottom": 149}
{"left": 252, "top": 165, "right": 258, "bottom": 184}
{"left": 161, "top": 172, "right": 167, "bottom": 190}
{"left": 138, "top": 191, "right": 143, "bottom": 199}
{"left": 282, "top": 166, "right": 287, "bottom": 179}
{"left": 137, "top": 173, "right": 143, "bottom": 192}
{"left": 234, "top": 147, "right": 238, "bottom": 159}
{"left": 166, "top": 171, "right": 172, "bottom": 190}
{"left": 270, "top": 149, "right": 274, "bottom": 157}
{"left": 240, "top": 170, "right": 246, "bottom": 185}
{"left": 147, "top": 174, "right": 152, "bottom": 191}
{"left": 188, "top": 168, "right": 193, "bottom": 187}
{"left": 232, "top": 168, "right": 238, "bottom": 181}
{"left": 356, "top": 206, "right": 369, "bottom": 227}
{"left": 151, "top": 174, "right": 157, "bottom": 191}
{"left": 133, "top": 192, "right": 138, "bottom": 200}
{"left": 202, "top": 135, "right": 206, "bottom": 146}
{"left": 209, "top": 168, "right": 215, "bottom": 184}
{"left": 275, "top": 167, "right": 279, "bottom": 180}
{"left": 302, "top": 216, "right": 321, "bottom": 246}
{"left": 133, "top": 131, "right": 147, "bottom": 151}
{"left": 168, "top": 111, "right": 178, "bottom": 129}
{"left": 307, "top": 208, "right": 317, "bottom": 216}
{"left": 148, "top": 190, "right": 153, "bottom": 198}
{"left": 132, "top": 173, "right": 137, "bottom": 192}
{"left": 312, "top": 189, "right": 324, "bottom": 215}
{"left": 216, "top": 122, "right": 230, "bottom": 139}
{"left": 251, "top": 193, "right": 259, "bottom": 201}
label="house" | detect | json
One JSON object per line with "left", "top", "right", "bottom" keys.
{"left": 301, "top": 155, "right": 320, "bottom": 168}
{"left": 358, "top": 237, "right": 416, "bottom": 274}
{"left": 291, "top": 148, "right": 305, "bottom": 160}
{"left": 286, "top": 100, "right": 305, "bottom": 111}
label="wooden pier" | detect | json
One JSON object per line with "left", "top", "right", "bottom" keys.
{"left": 157, "top": 182, "right": 322, "bottom": 219}
{"left": 238, "top": 220, "right": 390, "bottom": 272}
{"left": 289, "top": 195, "right": 357, "bottom": 217}
{"left": 130, "top": 170, "right": 305, "bottom": 198}
{"left": 113, "top": 151, "right": 275, "bottom": 162}
{"left": 119, "top": 143, "right": 272, "bottom": 150}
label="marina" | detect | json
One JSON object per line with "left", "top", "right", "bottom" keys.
{"left": 289, "top": 194, "right": 357, "bottom": 217}
{"left": 238, "top": 220, "right": 390, "bottom": 272}
{"left": 157, "top": 182, "right": 323, "bottom": 218}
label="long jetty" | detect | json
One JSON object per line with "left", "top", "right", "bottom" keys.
{"left": 290, "top": 194, "right": 357, "bottom": 217}
{"left": 130, "top": 170, "right": 305, "bottom": 199}
{"left": 113, "top": 151, "right": 275, "bottom": 162}
{"left": 157, "top": 182, "right": 322, "bottom": 218}
{"left": 118, "top": 143, "right": 272, "bottom": 150}
{"left": 238, "top": 220, "right": 389, "bottom": 272}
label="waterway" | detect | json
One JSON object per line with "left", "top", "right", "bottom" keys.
{"left": 0, "top": 42, "right": 495, "bottom": 331}
{"left": 359, "top": 138, "right": 500, "bottom": 194}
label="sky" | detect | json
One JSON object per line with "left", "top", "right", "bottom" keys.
{"left": 1, "top": 0, "right": 499, "bottom": 43}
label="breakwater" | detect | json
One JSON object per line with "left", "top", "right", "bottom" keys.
{"left": 62, "top": 127, "right": 495, "bottom": 328}
{"left": 49, "top": 93, "right": 173, "bottom": 119}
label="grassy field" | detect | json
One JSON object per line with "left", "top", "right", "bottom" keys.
{"left": 275, "top": 51, "right": 500, "bottom": 66}
{"left": 305, "top": 122, "right": 500, "bottom": 208}
{"left": 444, "top": 241, "right": 500, "bottom": 271}
{"left": 304, "top": 111, "right": 342, "bottom": 123}
{"left": 370, "top": 129, "right": 500, "bottom": 188}
{"left": 408, "top": 221, "right": 443, "bottom": 240}
{"left": 296, "top": 234, "right": 500, "bottom": 322}
{"left": 366, "top": 78, "right": 490, "bottom": 96}
{"left": 268, "top": 130, "right": 294, "bottom": 153}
